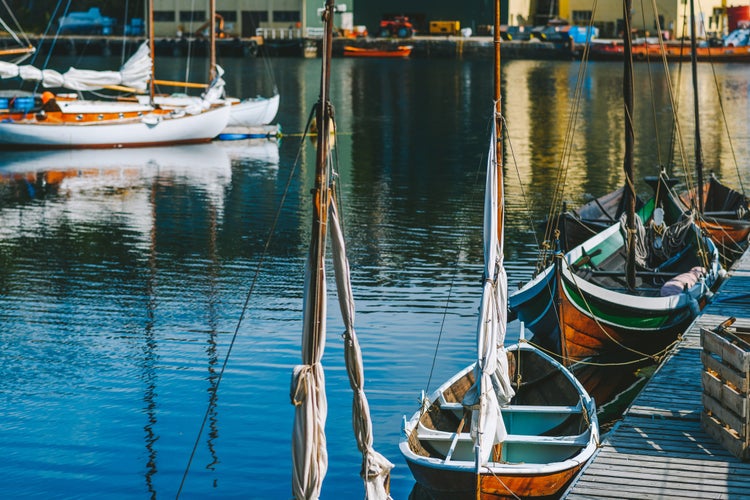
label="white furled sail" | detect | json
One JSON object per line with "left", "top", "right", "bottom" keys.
{"left": 461, "top": 113, "right": 515, "bottom": 464}
{"left": 0, "top": 41, "right": 151, "bottom": 91}
{"left": 291, "top": 233, "right": 329, "bottom": 499}
{"left": 330, "top": 197, "right": 394, "bottom": 498}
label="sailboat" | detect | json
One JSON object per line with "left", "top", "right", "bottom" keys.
{"left": 149, "top": 0, "right": 279, "bottom": 131}
{"left": 0, "top": 2, "right": 230, "bottom": 149}
{"left": 290, "top": 1, "right": 392, "bottom": 498}
{"left": 509, "top": 1, "right": 723, "bottom": 365}
{"left": 399, "top": 2, "right": 598, "bottom": 498}
{"left": 656, "top": 0, "right": 750, "bottom": 268}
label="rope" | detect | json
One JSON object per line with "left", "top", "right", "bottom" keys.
{"left": 424, "top": 119, "right": 487, "bottom": 394}
{"left": 175, "top": 105, "right": 317, "bottom": 499}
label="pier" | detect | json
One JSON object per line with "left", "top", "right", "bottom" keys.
{"left": 0, "top": 34, "right": 576, "bottom": 60}
{"left": 565, "top": 249, "right": 750, "bottom": 498}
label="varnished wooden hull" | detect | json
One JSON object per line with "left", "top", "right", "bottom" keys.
{"left": 557, "top": 272, "right": 694, "bottom": 361}
{"left": 511, "top": 192, "right": 722, "bottom": 363}
{"left": 405, "top": 460, "right": 585, "bottom": 499}
{"left": 675, "top": 177, "right": 750, "bottom": 267}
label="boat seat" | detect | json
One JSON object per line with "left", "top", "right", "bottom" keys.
{"left": 416, "top": 422, "right": 590, "bottom": 463}
{"left": 437, "top": 395, "right": 582, "bottom": 415}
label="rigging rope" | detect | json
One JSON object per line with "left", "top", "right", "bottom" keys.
{"left": 175, "top": 105, "right": 316, "bottom": 499}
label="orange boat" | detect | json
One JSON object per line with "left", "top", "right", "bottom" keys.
{"left": 343, "top": 45, "right": 412, "bottom": 58}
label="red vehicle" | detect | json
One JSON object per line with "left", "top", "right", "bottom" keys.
{"left": 379, "top": 16, "right": 414, "bottom": 38}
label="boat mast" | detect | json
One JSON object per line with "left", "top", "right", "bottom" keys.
{"left": 148, "top": 0, "right": 155, "bottom": 105}
{"left": 689, "top": 0, "right": 704, "bottom": 213}
{"left": 291, "top": 1, "right": 334, "bottom": 497}
{"left": 494, "top": 0, "right": 503, "bottom": 236}
{"left": 623, "top": 0, "right": 636, "bottom": 290}
{"left": 209, "top": 0, "right": 216, "bottom": 82}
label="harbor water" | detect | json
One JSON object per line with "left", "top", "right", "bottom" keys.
{"left": 1, "top": 54, "right": 749, "bottom": 498}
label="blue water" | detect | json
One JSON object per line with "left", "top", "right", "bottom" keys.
{"left": 1, "top": 54, "right": 749, "bottom": 498}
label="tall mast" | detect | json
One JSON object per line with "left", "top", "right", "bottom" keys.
{"left": 209, "top": 0, "right": 216, "bottom": 82}
{"left": 623, "top": 0, "right": 636, "bottom": 290}
{"left": 291, "top": 1, "right": 334, "bottom": 497}
{"left": 689, "top": 0, "right": 704, "bottom": 213}
{"left": 148, "top": 0, "right": 155, "bottom": 105}
{"left": 494, "top": 0, "right": 503, "bottom": 241}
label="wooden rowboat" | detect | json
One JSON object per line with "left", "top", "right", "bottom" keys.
{"left": 343, "top": 45, "right": 412, "bottom": 58}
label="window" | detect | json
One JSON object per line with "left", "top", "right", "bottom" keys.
{"left": 273, "top": 11, "right": 300, "bottom": 23}
{"left": 217, "top": 10, "right": 237, "bottom": 23}
{"left": 572, "top": 11, "right": 592, "bottom": 23}
{"left": 153, "top": 11, "right": 174, "bottom": 22}
{"left": 179, "top": 11, "right": 206, "bottom": 23}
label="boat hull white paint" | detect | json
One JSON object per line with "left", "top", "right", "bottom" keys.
{"left": 0, "top": 104, "right": 231, "bottom": 149}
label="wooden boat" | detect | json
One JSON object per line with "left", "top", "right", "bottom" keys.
{"left": 550, "top": 186, "right": 645, "bottom": 253}
{"left": 509, "top": 1, "right": 723, "bottom": 365}
{"left": 675, "top": 174, "right": 750, "bottom": 267}
{"left": 401, "top": 339, "right": 598, "bottom": 499}
{"left": 400, "top": 2, "right": 598, "bottom": 498}
{"left": 290, "top": 2, "right": 392, "bottom": 498}
{"left": 589, "top": 38, "right": 750, "bottom": 62}
{"left": 343, "top": 45, "right": 413, "bottom": 58}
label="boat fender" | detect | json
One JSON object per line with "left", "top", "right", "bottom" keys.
{"left": 141, "top": 114, "right": 162, "bottom": 126}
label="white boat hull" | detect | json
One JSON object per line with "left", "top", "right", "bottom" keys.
{"left": 227, "top": 94, "right": 279, "bottom": 127}
{"left": 0, "top": 104, "right": 231, "bottom": 149}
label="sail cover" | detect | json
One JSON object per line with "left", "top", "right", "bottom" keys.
{"left": 0, "top": 41, "right": 151, "bottom": 91}
{"left": 330, "top": 196, "right": 393, "bottom": 499}
{"left": 461, "top": 114, "right": 515, "bottom": 464}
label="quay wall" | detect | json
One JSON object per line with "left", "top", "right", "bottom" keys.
{"left": 0, "top": 35, "right": 575, "bottom": 60}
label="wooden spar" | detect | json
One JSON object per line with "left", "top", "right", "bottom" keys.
{"left": 623, "top": 0, "right": 636, "bottom": 290}
{"left": 152, "top": 79, "right": 208, "bottom": 89}
{"left": 309, "top": 0, "right": 334, "bottom": 370}
{"left": 209, "top": 0, "right": 216, "bottom": 82}
{"left": 689, "top": 0, "right": 704, "bottom": 214}
{"left": 0, "top": 46, "right": 35, "bottom": 57}
{"left": 494, "top": 0, "right": 503, "bottom": 245}
{"left": 148, "top": 0, "right": 155, "bottom": 106}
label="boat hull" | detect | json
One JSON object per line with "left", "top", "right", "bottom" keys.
{"left": 511, "top": 195, "right": 722, "bottom": 363}
{"left": 343, "top": 45, "right": 412, "bottom": 58}
{"left": 400, "top": 344, "right": 598, "bottom": 499}
{"left": 405, "top": 460, "right": 585, "bottom": 499}
{"left": 0, "top": 104, "right": 231, "bottom": 149}
{"left": 226, "top": 94, "right": 279, "bottom": 127}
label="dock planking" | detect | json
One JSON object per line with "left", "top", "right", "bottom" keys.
{"left": 565, "top": 248, "right": 750, "bottom": 499}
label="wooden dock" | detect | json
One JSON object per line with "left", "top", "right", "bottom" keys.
{"left": 564, "top": 248, "right": 750, "bottom": 499}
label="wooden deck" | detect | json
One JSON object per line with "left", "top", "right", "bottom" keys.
{"left": 564, "top": 248, "right": 750, "bottom": 499}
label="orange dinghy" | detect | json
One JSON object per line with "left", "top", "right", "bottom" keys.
{"left": 343, "top": 45, "right": 412, "bottom": 58}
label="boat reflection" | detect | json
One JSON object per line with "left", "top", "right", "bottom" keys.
{"left": 214, "top": 137, "right": 280, "bottom": 165}
{"left": 0, "top": 143, "right": 232, "bottom": 205}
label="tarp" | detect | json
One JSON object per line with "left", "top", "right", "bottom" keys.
{"left": 0, "top": 41, "right": 151, "bottom": 91}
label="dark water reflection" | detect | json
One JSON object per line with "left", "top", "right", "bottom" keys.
{"left": 0, "top": 55, "right": 748, "bottom": 498}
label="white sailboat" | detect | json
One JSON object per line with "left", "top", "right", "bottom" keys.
{"left": 0, "top": 3, "right": 230, "bottom": 149}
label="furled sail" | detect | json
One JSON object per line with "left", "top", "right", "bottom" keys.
{"left": 461, "top": 115, "right": 515, "bottom": 463}
{"left": 0, "top": 41, "right": 151, "bottom": 91}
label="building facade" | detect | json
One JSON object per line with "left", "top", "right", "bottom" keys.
{"left": 150, "top": 0, "right": 741, "bottom": 39}
{"left": 151, "top": 0, "right": 354, "bottom": 38}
